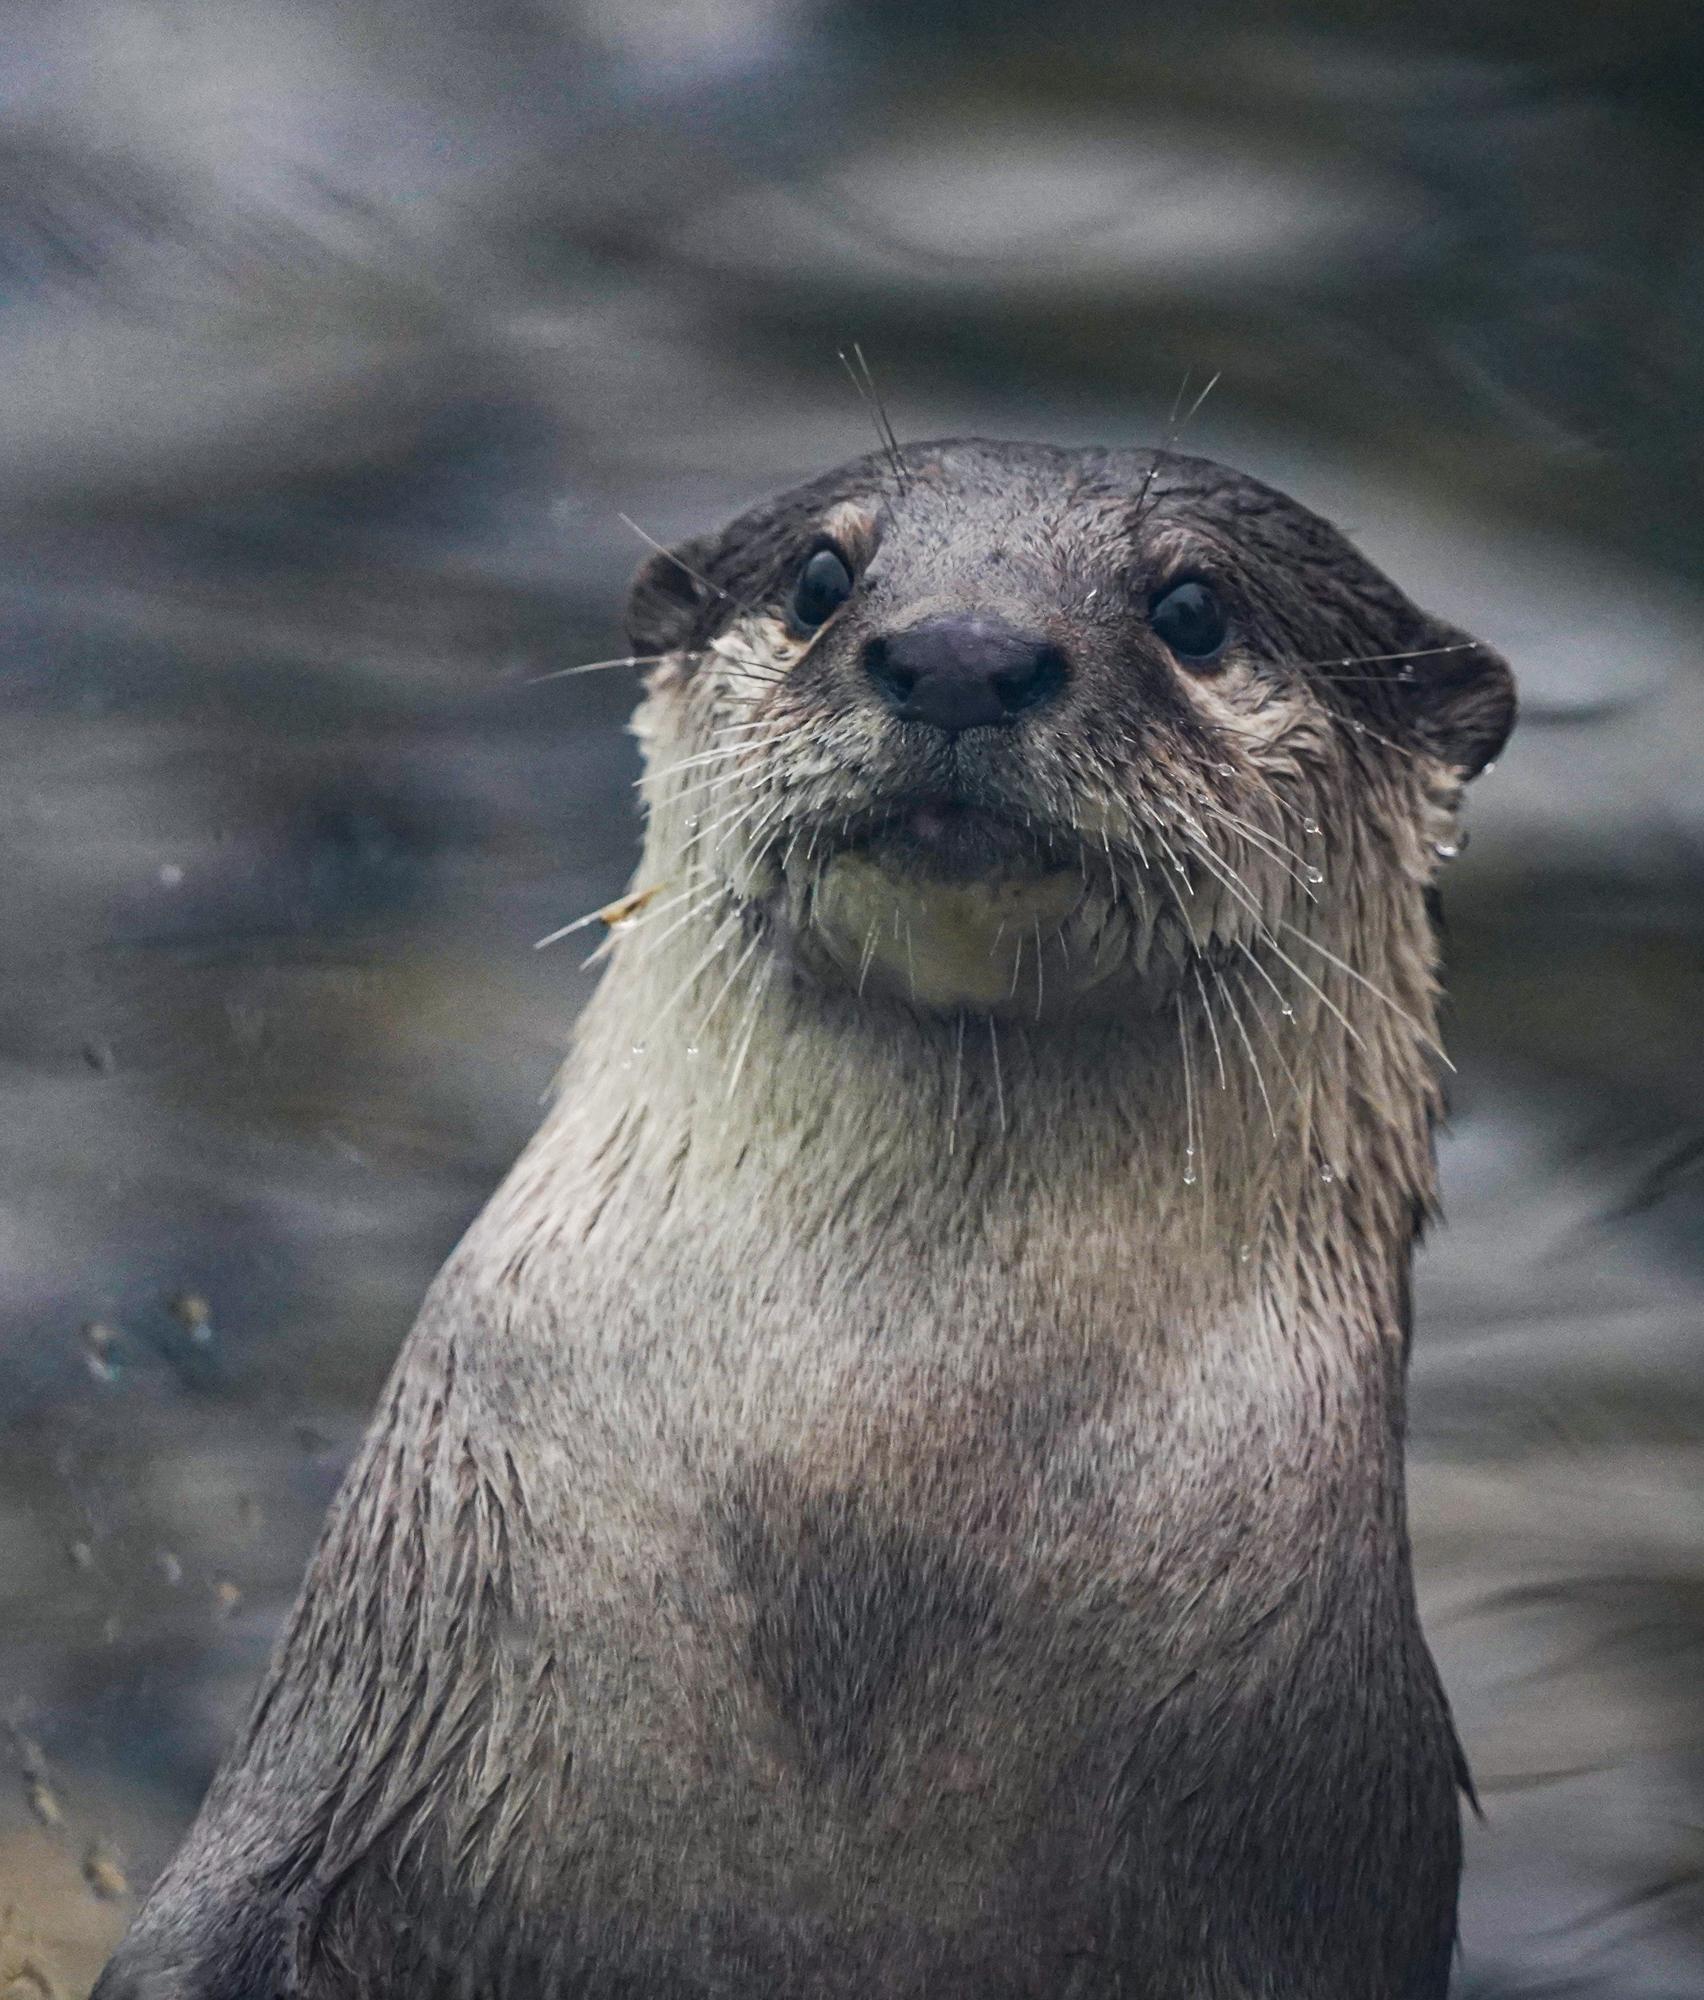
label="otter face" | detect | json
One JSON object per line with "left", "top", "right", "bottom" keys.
{"left": 624, "top": 440, "right": 1513, "bottom": 1019}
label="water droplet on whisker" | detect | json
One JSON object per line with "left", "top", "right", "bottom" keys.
{"left": 1302, "top": 866, "right": 1324, "bottom": 885}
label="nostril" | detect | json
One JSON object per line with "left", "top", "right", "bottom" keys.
{"left": 864, "top": 637, "right": 921, "bottom": 708}
{"left": 991, "top": 646, "right": 1067, "bottom": 717}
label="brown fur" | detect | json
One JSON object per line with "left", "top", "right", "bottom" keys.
{"left": 95, "top": 440, "right": 1513, "bottom": 1999}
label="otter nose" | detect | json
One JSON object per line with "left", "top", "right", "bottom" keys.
{"left": 863, "top": 617, "right": 1067, "bottom": 733}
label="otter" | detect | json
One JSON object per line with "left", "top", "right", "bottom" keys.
{"left": 96, "top": 439, "right": 1514, "bottom": 2000}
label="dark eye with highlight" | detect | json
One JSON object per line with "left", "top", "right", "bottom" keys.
{"left": 1149, "top": 579, "right": 1229, "bottom": 667}
{"left": 789, "top": 548, "right": 854, "bottom": 633}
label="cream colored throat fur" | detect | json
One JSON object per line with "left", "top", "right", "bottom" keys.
{"left": 807, "top": 856, "right": 1115, "bottom": 1011}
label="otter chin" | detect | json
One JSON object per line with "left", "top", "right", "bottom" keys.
{"left": 96, "top": 438, "right": 1514, "bottom": 2000}
{"left": 793, "top": 797, "right": 1133, "bottom": 1013}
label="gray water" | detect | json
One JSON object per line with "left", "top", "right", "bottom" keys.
{"left": 1, "top": 4, "right": 1701, "bottom": 1993}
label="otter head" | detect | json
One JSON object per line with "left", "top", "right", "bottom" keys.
{"left": 622, "top": 440, "right": 1514, "bottom": 1025}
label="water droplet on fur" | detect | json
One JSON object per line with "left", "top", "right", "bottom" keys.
{"left": 1279, "top": 1002, "right": 1295, "bottom": 1019}
{"left": 82, "top": 1321, "right": 119, "bottom": 1382}
{"left": 1319, "top": 1163, "right": 1336, "bottom": 1183}
{"left": 172, "top": 1292, "right": 213, "bottom": 1344}
{"left": 1433, "top": 840, "right": 1460, "bottom": 861}
{"left": 684, "top": 1043, "right": 700, "bottom": 1058}
{"left": 82, "top": 1841, "right": 129, "bottom": 1901}
{"left": 1482, "top": 759, "right": 1498, "bottom": 776}
{"left": 1303, "top": 865, "right": 1324, "bottom": 885}
{"left": 1237, "top": 1242, "right": 1251, "bottom": 1264}
{"left": 1302, "top": 817, "right": 1321, "bottom": 836}
{"left": 1182, "top": 1167, "right": 1198, "bottom": 1186}
{"left": 25, "top": 1774, "right": 63, "bottom": 1829}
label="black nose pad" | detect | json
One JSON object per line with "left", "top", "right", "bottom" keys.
{"left": 863, "top": 618, "right": 1068, "bottom": 733}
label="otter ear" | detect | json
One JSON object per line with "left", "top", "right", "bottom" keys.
{"left": 1400, "top": 617, "right": 1516, "bottom": 780}
{"left": 624, "top": 534, "right": 724, "bottom": 658}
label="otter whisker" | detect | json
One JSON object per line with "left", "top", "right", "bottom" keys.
{"left": 730, "top": 792, "right": 794, "bottom": 867}
{"left": 857, "top": 922, "right": 880, "bottom": 998}
{"left": 1032, "top": 917, "right": 1045, "bottom": 1022}
{"left": 838, "top": 341, "right": 910, "bottom": 493}
{"left": 986, "top": 1016, "right": 1006, "bottom": 1134}
{"left": 1145, "top": 818, "right": 1197, "bottom": 903}
{"left": 1276, "top": 921, "right": 1455, "bottom": 1071}
{"left": 661, "top": 766, "right": 752, "bottom": 812}
{"left": 724, "top": 954, "right": 774, "bottom": 1102}
{"left": 686, "top": 789, "right": 773, "bottom": 852}
{"left": 617, "top": 513, "right": 732, "bottom": 604}
{"left": 1306, "top": 640, "right": 1485, "bottom": 673}
{"left": 535, "top": 906, "right": 617, "bottom": 950}
{"left": 949, "top": 1012, "right": 965, "bottom": 1157}
{"left": 650, "top": 911, "right": 745, "bottom": 1029}
{"left": 1237, "top": 922, "right": 1371, "bottom": 1058}
{"left": 526, "top": 652, "right": 671, "bottom": 685}
{"left": 1215, "top": 964, "right": 1279, "bottom": 1138}
{"left": 1170, "top": 830, "right": 1377, "bottom": 1064}
{"left": 636, "top": 881, "right": 737, "bottom": 965}
{"left": 1341, "top": 715, "right": 1426, "bottom": 765}
{"left": 1167, "top": 818, "right": 1268, "bottom": 943}
{"left": 1191, "top": 801, "right": 1319, "bottom": 895}
{"left": 1132, "top": 368, "right": 1222, "bottom": 528}
{"left": 1192, "top": 960, "right": 1229, "bottom": 1091}
{"left": 1177, "top": 802, "right": 1317, "bottom": 908}
{"left": 645, "top": 742, "right": 753, "bottom": 786}
{"left": 1235, "top": 947, "right": 1298, "bottom": 1032}
{"left": 1175, "top": 990, "right": 1201, "bottom": 1192}
{"left": 704, "top": 724, "right": 784, "bottom": 748}
{"left": 693, "top": 927, "right": 763, "bottom": 1046}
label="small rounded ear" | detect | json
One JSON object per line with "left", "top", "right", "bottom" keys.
{"left": 1401, "top": 618, "right": 1516, "bottom": 779}
{"left": 624, "top": 534, "right": 722, "bottom": 658}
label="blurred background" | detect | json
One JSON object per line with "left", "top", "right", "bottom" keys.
{"left": 1, "top": 2, "right": 1701, "bottom": 1992}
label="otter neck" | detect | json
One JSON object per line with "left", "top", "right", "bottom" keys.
{"left": 500, "top": 859, "right": 1444, "bottom": 1365}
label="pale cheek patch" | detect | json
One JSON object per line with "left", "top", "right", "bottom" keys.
{"left": 710, "top": 614, "right": 810, "bottom": 692}
{"left": 1174, "top": 657, "right": 1300, "bottom": 754}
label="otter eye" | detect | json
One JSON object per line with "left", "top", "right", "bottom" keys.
{"left": 1150, "top": 579, "right": 1228, "bottom": 667}
{"left": 790, "top": 548, "right": 854, "bottom": 633}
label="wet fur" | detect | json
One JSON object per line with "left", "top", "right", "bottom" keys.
{"left": 97, "top": 441, "right": 1513, "bottom": 1999}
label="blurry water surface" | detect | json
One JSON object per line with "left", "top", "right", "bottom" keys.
{"left": 1, "top": 4, "right": 1701, "bottom": 1993}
